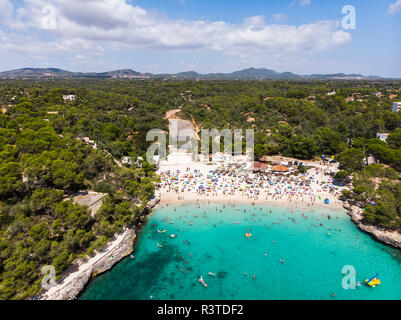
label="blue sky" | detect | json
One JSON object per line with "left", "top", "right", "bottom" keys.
{"left": 0, "top": 0, "right": 400, "bottom": 77}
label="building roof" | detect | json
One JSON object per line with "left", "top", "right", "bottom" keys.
{"left": 253, "top": 162, "right": 267, "bottom": 170}
{"left": 271, "top": 165, "right": 289, "bottom": 172}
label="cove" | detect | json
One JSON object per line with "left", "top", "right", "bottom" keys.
{"left": 80, "top": 203, "right": 401, "bottom": 300}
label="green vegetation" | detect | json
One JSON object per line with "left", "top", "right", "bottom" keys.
{"left": 0, "top": 80, "right": 161, "bottom": 299}
{"left": 0, "top": 78, "right": 400, "bottom": 299}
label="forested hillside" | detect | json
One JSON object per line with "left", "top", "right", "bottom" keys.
{"left": 0, "top": 80, "right": 166, "bottom": 299}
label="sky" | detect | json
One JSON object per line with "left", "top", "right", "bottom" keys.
{"left": 0, "top": 0, "right": 400, "bottom": 77}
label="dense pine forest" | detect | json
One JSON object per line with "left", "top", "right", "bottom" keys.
{"left": 0, "top": 79, "right": 400, "bottom": 299}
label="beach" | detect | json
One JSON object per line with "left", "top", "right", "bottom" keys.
{"left": 157, "top": 161, "right": 345, "bottom": 211}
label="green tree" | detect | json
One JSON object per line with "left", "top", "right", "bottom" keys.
{"left": 337, "top": 148, "right": 365, "bottom": 171}
{"left": 53, "top": 252, "right": 73, "bottom": 275}
{"left": 387, "top": 128, "right": 401, "bottom": 149}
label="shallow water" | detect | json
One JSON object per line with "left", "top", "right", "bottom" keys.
{"left": 80, "top": 203, "right": 401, "bottom": 300}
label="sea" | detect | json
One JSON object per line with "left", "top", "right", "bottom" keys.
{"left": 80, "top": 203, "right": 401, "bottom": 300}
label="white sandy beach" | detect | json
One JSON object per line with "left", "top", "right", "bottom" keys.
{"left": 156, "top": 161, "right": 345, "bottom": 211}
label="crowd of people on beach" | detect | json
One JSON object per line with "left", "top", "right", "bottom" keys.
{"left": 157, "top": 166, "right": 344, "bottom": 207}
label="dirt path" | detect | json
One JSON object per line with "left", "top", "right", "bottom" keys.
{"left": 164, "top": 108, "right": 182, "bottom": 120}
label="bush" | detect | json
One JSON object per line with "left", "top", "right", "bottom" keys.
{"left": 341, "top": 189, "right": 352, "bottom": 200}
{"left": 94, "top": 182, "right": 115, "bottom": 195}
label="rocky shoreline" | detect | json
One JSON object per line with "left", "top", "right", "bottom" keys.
{"left": 344, "top": 203, "right": 401, "bottom": 250}
{"left": 41, "top": 190, "right": 161, "bottom": 300}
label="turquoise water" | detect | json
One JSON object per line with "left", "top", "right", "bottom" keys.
{"left": 80, "top": 203, "right": 401, "bottom": 300}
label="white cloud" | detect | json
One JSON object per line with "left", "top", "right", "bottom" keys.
{"left": 389, "top": 0, "right": 401, "bottom": 14}
{"left": 0, "top": 0, "right": 13, "bottom": 20}
{"left": 1, "top": 0, "right": 350, "bottom": 62}
{"left": 300, "top": 0, "right": 311, "bottom": 7}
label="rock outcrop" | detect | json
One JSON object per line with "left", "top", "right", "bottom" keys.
{"left": 41, "top": 190, "right": 161, "bottom": 300}
{"left": 345, "top": 204, "right": 401, "bottom": 250}
{"left": 147, "top": 189, "right": 161, "bottom": 209}
{"left": 41, "top": 228, "right": 136, "bottom": 300}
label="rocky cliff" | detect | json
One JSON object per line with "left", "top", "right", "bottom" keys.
{"left": 344, "top": 203, "right": 401, "bottom": 249}
{"left": 41, "top": 190, "right": 161, "bottom": 300}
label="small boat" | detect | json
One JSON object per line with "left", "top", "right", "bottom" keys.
{"left": 158, "top": 230, "right": 167, "bottom": 234}
{"left": 199, "top": 276, "right": 208, "bottom": 287}
{"left": 130, "top": 255, "right": 135, "bottom": 259}
{"left": 246, "top": 233, "right": 252, "bottom": 238}
{"left": 170, "top": 234, "right": 177, "bottom": 238}
{"left": 157, "top": 244, "right": 163, "bottom": 248}
{"left": 208, "top": 272, "right": 216, "bottom": 276}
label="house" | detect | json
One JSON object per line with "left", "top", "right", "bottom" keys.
{"left": 47, "top": 111, "right": 59, "bottom": 115}
{"left": 78, "top": 137, "right": 97, "bottom": 149}
{"left": 364, "top": 155, "right": 377, "bottom": 166}
{"left": 212, "top": 153, "right": 224, "bottom": 163}
{"left": 376, "top": 133, "right": 390, "bottom": 142}
{"left": 327, "top": 90, "right": 336, "bottom": 96}
{"left": 345, "top": 97, "right": 355, "bottom": 102}
{"left": 122, "top": 156, "right": 132, "bottom": 165}
{"left": 392, "top": 102, "right": 401, "bottom": 113}
{"left": 63, "top": 95, "right": 76, "bottom": 102}
{"left": 1, "top": 107, "right": 7, "bottom": 114}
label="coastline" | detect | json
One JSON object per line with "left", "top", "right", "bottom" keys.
{"left": 41, "top": 189, "right": 401, "bottom": 300}
{"left": 40, "top": 191, "right": 161, "bottom": 300}
{"left": 158, "top": 191, "right": 345, "bottom": 211}
{"left": 344, "top": 203, "right": 401, "bottom": 250}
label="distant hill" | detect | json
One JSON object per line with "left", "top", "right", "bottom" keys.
{"left": 0, "top": 67, "right": 390, "bottom": 80}
{"left": 0, "top": 68, "right": 78, "bottom": 78}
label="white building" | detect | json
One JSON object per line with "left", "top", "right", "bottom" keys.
{"left": 122, "top": 156, "right": 132, "bottom": 165}
{"left": 376, "top": 133, "right": 390, "bottom": 142}
{"left": 166, "top": 152, "right": 193, "bottom": 164}
{"left": 392, "top": 102, "right": 401, "bottom": 113}
{"left": 63, "top": 95, "right": 76, "bottom": 102}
